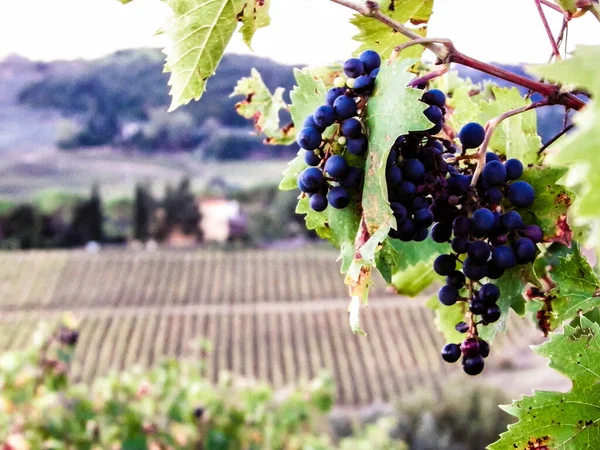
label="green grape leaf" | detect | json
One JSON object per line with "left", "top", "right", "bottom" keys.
{"left": 350, "top": 0, "right": 433, "bottom": 59}
{"left": 162, "top": 0, "right": 238, "bottom": 111}
{"left": 489, "top": 316, "right": 600, "bottom": 450}
{"left": 444, "top": 73, "right": 484, "bottom": 130}
{"left": 279, "top": 69, "right": 328, "bottom": 190}
{"left": 538, "top": 244, "right": 600, "bottom": 333}
{"left": 362, "top": 58, "right": 430, "bottom": 235}
{"left": 528, "top": 46, "right": 600, "bottom": 251}
{"left": 231, "top": 68, "right": 294, "bottom": 145}
{"left": 516, "top": 166, "right": 574, "bottom": 245}
{"left": 238, "top": 0, "right": 271, "bottom": 49}
{"left": 426, "top": 295, "right": 468, "bottom": 344}
{"left": 391, "top": 261, "right": 439, "bottom": 296}
{"left": 555, "top": 0, "right": 577, "bottom": 13}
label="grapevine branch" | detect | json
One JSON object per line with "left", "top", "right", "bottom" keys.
{"left": 328, "top": 0, "right": 587, "bottom": 111}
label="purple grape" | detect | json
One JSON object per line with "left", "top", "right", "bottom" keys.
{"left": 333, "top": 95, "right": 358, "bottom": 120}
{"left": 310, "top": 194, "right": 328, "bottom": 212}
{"left": 297, "top": 127, "right": 322, "bottom": 150}
{"left": 341, "top": 118, "right": 362, "bottom": 138}
{"left": 359, "top": 49, "right": 381, "bottom": 73}
{"left": 328, "top": 186, "right": 350, "bottom": 209}
{"left": 522, "top": 224, "right": 543, "bottom": 243}
{"left": 422, "top": 89, "right": 446, "bottom": 108}
{"left": 507, "top": 181, "right": 535, "bottom": 208}
{"left": 492, "top": 245, "right": 517, "bottom": 269}
{"left": 343, "top": 58, "right": 365, "bottom": 78}
{"left": 505, "top": 158, "right": 524, "bottom": 180}
{"left": 313, "top": 105, "right": 336, "bottom": 128}
{"left": 326, "top": 87, "right": 345, "bottom": 106}
{"left": 459, "top": 122, "right": 485, "bottom": 149}
{"left": 442, "top": 343, "right": 461, "bottom": 363}
{"left": 346, "top": 136, "right": 368, "bottom": 155}
{"left": 304, "top": 151, "right": 321, "bottom": 167}
{"left": 438, "top": 284, "right": 459, "bottom": 305}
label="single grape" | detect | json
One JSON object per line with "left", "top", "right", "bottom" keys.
{"left": 403, "top": 159, "right": 426, "bottom": 183}
{"left": 313, "top": 105, "right": 336, "bottom": 128}
{"left": 472, "top": 208, "right": 495, "bottom": 234}
{"left": 452, "top": 216, "right": 472, "bottom": 236}
{"left": 391, "top": 202, "right": 408, "bottom": 222}
{"left": 501, "top": 211, "right": 525, "bottom": 231}
{"left": 447, "top": 174, "right": 471, "bottom": 195}
{"left": 463, "top": 257, "right": 488, "bottom": 281}
{"left": 327, "top": 186, "right": 350, "bottom": 209}
{"left": 324, "top": 155, "right": 349, "bottom": 179}
{"left": 485, "top": 186, "right": 503, "bottom": 204}
{"left": 303, "top": 115, "right": 325, "bottom": 132}
{"left": 431, "top": 222, "right": 452, "bottom": 243}
{"left": 451, "top": 236, "right": 470, "bottom": 254}
{"left": 482, "top": 161, "right": 507, "bottom": 186}
{"left": 492, "top": 245, "right": 517, "bottom": 270}
{"left": 441, "top": 343, "right": 462, "bottom": 363}
{"left": 387, "top": 149, "right": 398, "bottom": 166}
{"left": 346, "top": 136, "right": 368, "bottom": 155}
{"left": 479, "top": 340, "right": 490, "bottom": 358}
{"left": 459, "top": 122, "right": 485, "bottom": 149}
{"left": 461, "top": 338, "right": 481, "bottom": 357}
{"left": 507, "top": 181, "right": 535, "bottom": 208}
{"left": 424, "top": 105, "right": 443, "bottom": 124}
{"left": 340, "top": 167, "right": 363, "bottom": 189}
{"left": 486, "top": 152, "right": 500, "bottom": 163}
{"left": 369, "top": 68, "right": 380, "bottom": 79}
{"left": 522, "top": 224, "right": 543, "bottom": 243}
{"left": 333, "top": 95, "right": 358, "bottom": 120}
{"left": 414, "top": 209, "right": 434, "bottom": 228}
{"left": 455, "top": 322, "right": 469, "bottom": 333}
{"left": 447, "top": 270, "right": 466, "bottom": 288}
{"left": 353, "top": 75, "right": 374, "bottom": 93}
{"left": 359, "top": 49, "right": 381, "bottom": 73}
{"left": 343, "top": 58, "right": 365, "bottom": 78}
{"left": 491, "top": 234, "right": 508, "bottom": 246}
{"left": 514, "top": 237, "right": 537, "bottom": 263}
{"left": 310, "top": 194, "right": 328, "bottom": 212}
{"left": 412, "top": 196, "right": 428, "bottom": 211}
{"left": 297, "top": 127, "right": 322, "bottom": 150}
{"left": 468, "top": 240, "right": 491, "bottom": 263}
{"left": 422, "top": 89, "right": 446, "bottom": 108}
{"left": 398, "top": 219, "right": 417, "bottom": 241}
{"left": 386, "top": 165, "right": 403, "bottom": 187}
{"left": 297, "top": 168, "right": 324, "bottom": 193}
{"left": 429, "top": 120, "right": 443, "bottom": 135}
{"left": 438, "top": 284, "right": 459, "bottom": 306}
{"left": 486, "top": 261, "right": 505, "bottom": 280}
{"left": 463, "top": 355, "right": 485, "bottom": 375}
{"left": 479, "top": 283, "right": 500, "bottom": 303}
{"left": 482, "top": 304, "right": 501, "bottom": 323}
{"left": 414, "top": 228, "right": 429, "bottom": 242}
{"left": 304, "top": 150, "right": 321, "bottom": 167}
{"left": 398, "top": 181, "right": 416, "bottom": 197}
{"left": 470, "top": 299, "right": 487, "bottom": 315}
{"left": 325, "top": 87, "right": 345, "bottom": 106}
{"left": 341, "top": 118, "right": 362, "bottom": 138}
{"left": 434, "top": 254, "right": 456, "bottom": 276}
{"left": 505, "top": 158, "right": 524, "bottom": 180}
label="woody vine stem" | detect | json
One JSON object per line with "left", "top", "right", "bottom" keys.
{"left": 328, "top": 0, "right": 587, "bottom": 111}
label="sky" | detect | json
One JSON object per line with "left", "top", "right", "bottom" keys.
{"left": 1, "top": 0, "right": 599, "bottom": 65}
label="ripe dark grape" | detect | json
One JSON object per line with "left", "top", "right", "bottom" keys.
{"left": 412, "top": 196, "right": 428, "bottom": 211}
{"left": 522, "top": 224, "right": 543, "bottom": 243}
{"left": 463, "top": 355, "right": 485, "bottom": 375}
{"left": 403, "top": 159, "right": 425, "bottom": 183}
{"left": 341, "top": 118, "right": 362, "bottom": 138}
{"left": 438, "top": 284, "right": 459, "bottom": 306}
{"left": 414, "top": 228, "right": 429, "bottom": 242}
{"left": 304, "top": 114, "right": 325, "bottom": 132}
{"left": 304, "top": 151, "right": 321, "bottom": 166}
{"left": 193, "top": 407, "right": 205, "bottom": 419}
{"left": 353, "top": 75, "right": 374, "bottom": 93}
{"left": 346, "top": 136, "right": 368, "bottom": 155}
{"left": 482, "top": 161, "right": 507, "bottom": 186}
{"left": 298, "top": 168, "right": 324, "bottom": 193}
{"left": 310, "top": 194, "right": 328, "bottom": 212}
{"left": 434, "top": 254, "right": 456, "bottom": 276}
{"left": 486, "top": 261, "right": 505, "bottom": 280}
{"left": 501, "top": 211, "right": 525, "bottom": 231}
{"left": 470, "top": 299, "right": 487, "bottom": 315}
{"left": 451, "top": 236, "right": 469, "bottom": 254}
{"left": 328, "top": 186, "right": 350, "bottom": 209}
{"left": 485, "top": 186, "right": 503, "bottom": 204}
{"left": 479, "top": 340, "right": 490, "bottom": 358}
{"left": 479, "top": 283, "right": 500, "bottom": 303}
{"left": 399, "top": 181, "right": 416, "bottom": 197}
{"left": 468, "top": 240, "right": 491, "bottom": 263}
{"left": 340, "top": 167, "right": 363, "bottom": 189}
{"left": 505, "top": 158, "right": 524, "bottom": 180}
{"left": 459, "top": 122, "right": 485, "bottom": 149}
{"left": 514, "top": 237, "right": 536, "bottom": 263}
{"left": 333, "top": 95, "right": 358, "bottom": 120}
{"left": 482, "top": 304, "right": 501, "bottom": 323}
{"left": 446, "top": 270, "right": 466, "bottom": 288}
{"left": 390, "top": 202, "right": 407, "bottom": 222}
{"left": 472, "top": 208, "right": 495, "bottom": 234}
{"left": 461, "top": 338, "right": 480, "bottom": 357}
{"left": 324, "top": 155, "right": 349, "bottom": 179}
{"left": 387, "top": 149, "right": 398, "bottom": 166}
{"left": 369, "top": 68, "right": 380, "bottom": 79}
{"left": 463, "top": 257, "right": 488, "bottom": 281}
{"left": 431, "top": 222, "right": 452, "bottom": 243}
{"left": 507, "top": 181, "right": 535, "bottom": 207}
{"left": 486, "top": 152, "right": 500, "bottom": 163}
{"left": 452, "top": 216, "right": 472, "bottom": 236}
{"left": 424, "top": 105, "right": 443, "bottom": 123}
{"left": 441, "top": 343, "right": 462, "bottom": 363}
{"left": 297, "top": 127, "right": 322, "bottom": 150}
{"left": 429, "top": 120, "right": 443, "bottom": 135}
{"left": 386, "top": 165, "right": 403, "bottom": 187}
{"left": 492, "top": 245, "right": 517, "bottom": 269}
{"left": 447, "top": 174, "right": 471, "bottom": 195}
{"left": 325, "top": 87, "right": 345, "bottom": 106}
{"left": 455, "top": 322, "right": 469, "bottom": 333}
{"left": 359, "top": 49, "right": 381, "bottom": 73}
{"left": 422, "top": 89, "right": 446, "bottom": 108}
{"left": 414, "top": 209, "right": 434, "bottom": 228}
{"left": 343, "top": 58, "right": 365, "bottom": 78}
{"left": 314, "top": 105, "right": 336, "bottom": 128}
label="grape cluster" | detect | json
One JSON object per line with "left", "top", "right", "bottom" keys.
{"left": 296, "top": 50, "right": 382, "bottom": 212}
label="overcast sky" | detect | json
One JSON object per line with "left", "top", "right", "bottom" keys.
{"left": 1, "top": 0, "right": 599, "bottom": 65}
